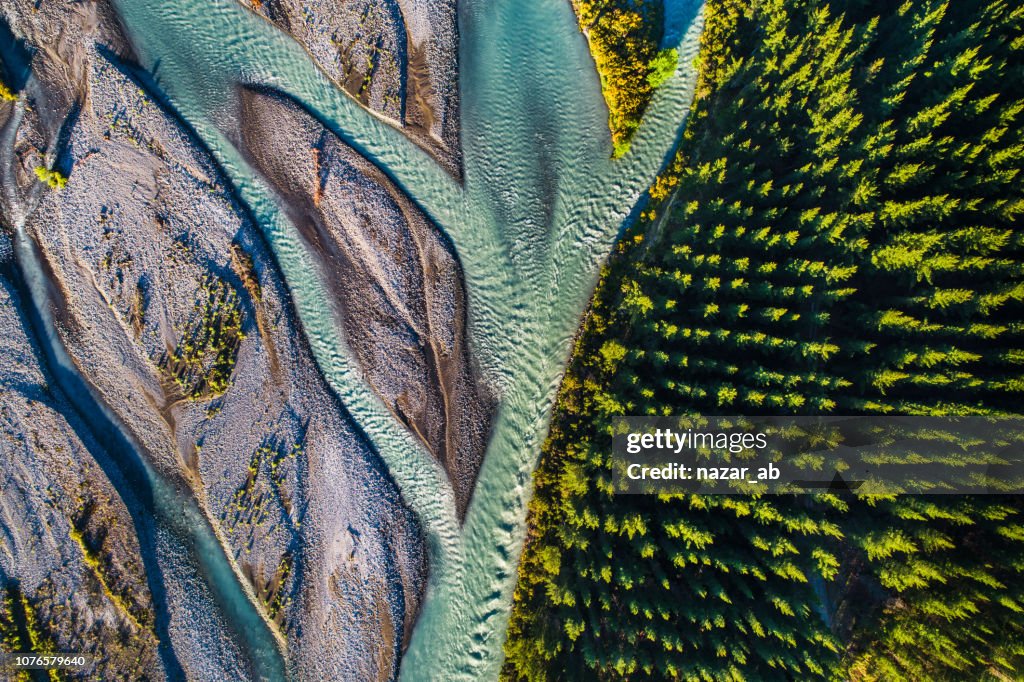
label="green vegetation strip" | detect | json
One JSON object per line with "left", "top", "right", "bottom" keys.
{"left": 68, "top": 526, "right": 150, "bottom": 634}
{"left": 505, "top": 0, "right": 1024, "bottom": 679}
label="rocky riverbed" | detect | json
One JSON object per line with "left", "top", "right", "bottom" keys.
{"left": 244, "top": 0, "right": 461, "bottom": 176}
{"left": 236, "top": 87, "right": 493, "bottom": 517}
{"left": 0, "top": 0, "right": 697, "bottom": 677}
{"left": 0, "top": 1, "right": 430, "bottom": 678}
{"left": 0, "top": 250, "right": 164, "bottom": 680}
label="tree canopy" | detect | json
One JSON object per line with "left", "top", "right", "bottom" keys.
{"left": 505, "top": 1, "right": 1024, "bottom": 679}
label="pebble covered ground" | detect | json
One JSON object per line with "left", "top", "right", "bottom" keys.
{"left": 0, "top": 254, "right": 165, "bottom": 680}
{"left": 246, "top": 0, "right": 462, "bottom": 176}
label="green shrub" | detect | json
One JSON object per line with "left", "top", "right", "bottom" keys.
{"left": 0, "top": 80, "right": 16, "bottom": 102}
{"left": 34, "top": 166, "right": 67, "bottom": 190}
{"left": 647, "top": 48, "right": 678, "bottom": 88}
{"left": 574, "top": 0, "right": 664, "bottom": 156}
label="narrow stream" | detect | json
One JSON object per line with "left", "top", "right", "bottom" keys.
{"left": 11, "top": 225, "right": 287, "bottom": 680}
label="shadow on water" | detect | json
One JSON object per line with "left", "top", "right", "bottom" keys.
{"left": 662, "top": 0, "right": 702, "bottom": 48}
{"left": 0, "top": 254, "right": 187, "bottom": 681}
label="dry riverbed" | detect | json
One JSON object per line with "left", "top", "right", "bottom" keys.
{"left": 245, "top": 0, "right": 461, "bottom": 176}
{"left": 1, "top": 0, "right": 429, "bottom": 678}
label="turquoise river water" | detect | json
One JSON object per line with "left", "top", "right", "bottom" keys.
{"left": 105, "top": 0, "right": 704, "bottom": 678}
